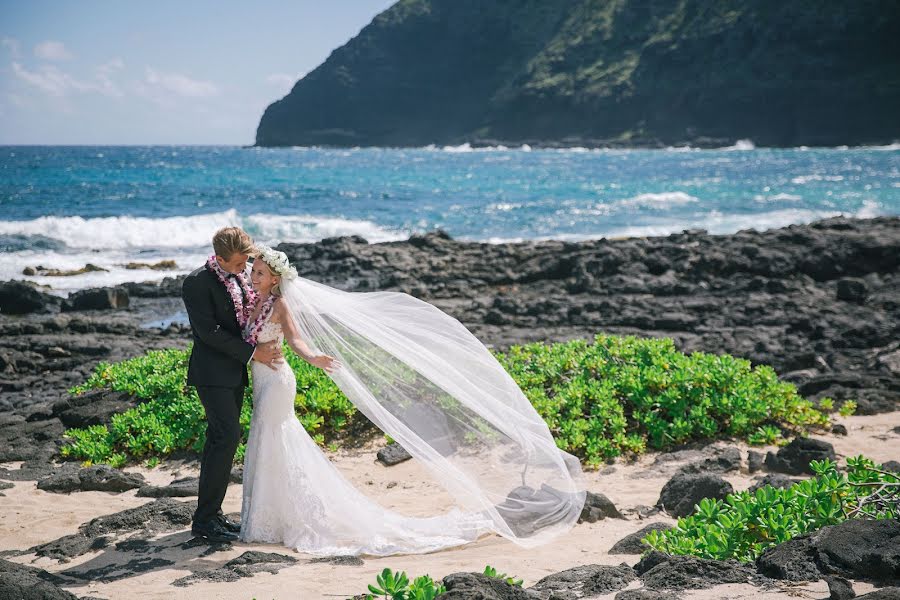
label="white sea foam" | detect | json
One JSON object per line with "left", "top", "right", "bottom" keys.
{"left": 719, "top": 139, "right": 756, "bottom": 151}
{"left": 0, "top": 209, "right": 408, "bottom": 251}
{"left": 614, "top": 192, "right": 700, "bottom": 208}
{"left": 791, "top": 174, "right": 845, "bottom": 184}
{"left": 865, "top": 142, "right": 900, "bottom": 151}
{"left": 754, "top": 193, "right": 803, "bottom": 202}
{"left": 474, "top": 202, "right": 886, "bottom": 244}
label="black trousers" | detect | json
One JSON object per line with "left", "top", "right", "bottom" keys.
{"left": 193, "top": 385, "right": 244, "bottom": 524}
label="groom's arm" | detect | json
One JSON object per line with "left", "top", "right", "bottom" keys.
{"left": 182, "top": 275, "right": 255, "bottom": 364}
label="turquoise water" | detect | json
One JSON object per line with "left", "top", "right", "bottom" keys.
{"left": 1, "top": 144, "right": 897, "bottom": 291}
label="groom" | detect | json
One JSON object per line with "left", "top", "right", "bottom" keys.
{"left": 182, "top": 226, "right": 282, "bottom": 543}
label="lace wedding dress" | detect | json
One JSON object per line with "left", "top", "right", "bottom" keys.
{"left": 239, "top": 316, "right": 495, "bottom": 556}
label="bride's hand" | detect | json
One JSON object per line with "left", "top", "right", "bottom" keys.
{"left": 309, "top": 353, "right": 340, "bottom": 374}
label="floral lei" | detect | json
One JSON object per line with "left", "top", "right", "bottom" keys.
{"left": 206, "top": 254, "right": 258, "bottom": 330}
{"left": 242, "top": 293, "right": 276, "bottom": 346}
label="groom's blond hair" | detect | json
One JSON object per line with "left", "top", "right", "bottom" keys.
{"left": 212, "top": 227, "right": 255, "bottom": 259}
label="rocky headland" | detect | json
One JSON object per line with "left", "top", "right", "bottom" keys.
{"left": 256, "top": 0, "right": 900, "bottom": 148}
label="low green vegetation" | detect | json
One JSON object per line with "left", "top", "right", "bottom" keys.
{"left": 361, "top": 565, "right": 522, "bottom": 600}
{"left": 496, "top": 334, "right": 832, "bottom": 467}
{"left": 62, "top": 334, "right": 837, "bottom": 468}
{"left": 643, "top": 456, "right": 900, "bottom": 561}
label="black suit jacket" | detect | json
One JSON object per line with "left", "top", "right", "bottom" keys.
{"left": 182, "top": 265, "right": 255, "bottom": 388}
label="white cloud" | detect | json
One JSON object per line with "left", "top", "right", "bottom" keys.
{"left": 34, "top": 40, "right": 73, "bottom": 61}
{"left": 12, "top": 61, "right": 123, "bottom": 97}
{"left": 94, "top": 58, "right": 125, "bottom": 97}
{"left": 144, "top": 68, "right": 219, "bottom": 97}
{"left": 1, "top": 37, "right": 21, "bottom": 58}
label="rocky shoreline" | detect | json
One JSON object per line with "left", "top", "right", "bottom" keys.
{"left": 2, "top": 215, "right": 897, "bottom": 417}
{"left": 0, "top": 215, "right": 899, "bottom": 599}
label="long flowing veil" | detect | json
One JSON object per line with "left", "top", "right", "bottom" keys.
{"left": 279, "top": 275, "right": 587, "bottom": 548}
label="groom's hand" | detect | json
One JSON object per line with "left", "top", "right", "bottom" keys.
{"left": 253, "top": 340, "right": 284, "bottom": 370}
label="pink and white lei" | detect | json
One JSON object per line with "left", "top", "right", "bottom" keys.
{"left": 206, "top": 254, "right": 258, "bottom": 330}
{"left": 242, "top": 293, "right": 276, "bottom": 346}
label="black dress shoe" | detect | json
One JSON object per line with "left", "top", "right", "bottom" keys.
{"left": 191, "top": 519, "right": 238, "bottom": 543}
{"left": 216, "top": 514, "right": 241, "bottom": 533}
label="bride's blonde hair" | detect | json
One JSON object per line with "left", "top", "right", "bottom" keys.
{"left": 253, "top": 252, "right": 283, "bottom": 296}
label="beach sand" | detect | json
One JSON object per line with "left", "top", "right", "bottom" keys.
{"left": 2, "top": 410, "right": 898, "bottom": 599}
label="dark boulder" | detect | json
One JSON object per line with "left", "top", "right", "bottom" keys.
{"left": 608, "top": 522, "right": 673, "bottom": 555}
{"left": 37, "top": 465, "right": 145, "bottom": 494}
{"left": 824, "top": 575, "right": 856, "bottom": 600}
{"left": 634, "top": 551, "right": 756, "bottom": 590}
{"left": 437, "top": 572, "right": 539, "bottom": 599}
{"left": 837, "top": 278, "right": 868, "bottom": 303}
{"left": 758, "top": 519, "right": 900, "bottom": 584}
{"left": 137, "top": 477, "right": 199, "bottom": 498}
{"left": 376, "top": 442, "right": 412, "bottom": 466}
{"left": 51, "top": 389, "right": 138, "bottom": 429}
{"left": 62, "top": 286, "right": 130, "bottom": 311}
{"left": 0, "top": 280, "right": 59, "bottom": 315}
{"left": 756, "top": 535, "right": 821, "bottom": 581}
{"left": 764, "top": 437, "right": 836, "bottom": 475}
{"left": 656, "top": 473, "right": 734, "bottom": 517}
{"left": 579, "top": 491, "right": 624, "bottom": 523}
{"left": 529, "top": 563, "right": 636, "bottom": 598}
{"left": 748, "top": 450, "right": 765, "bottom": 473}
{"left": 674, "top": 446, "right": 742, "bottom": 476}
{"left": 0, "top": 558, "right": 75, "bottom": 599}
{"left": 814, "top": 519, "right": 900, "bottom": 582}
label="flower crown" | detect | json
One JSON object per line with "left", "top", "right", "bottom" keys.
{"left": 254, "top": 243, "right": 298, "bottom": 281}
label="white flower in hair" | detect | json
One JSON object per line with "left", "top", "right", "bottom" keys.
{"left": 255, "top": 243, "right": 298, "bottom": 280}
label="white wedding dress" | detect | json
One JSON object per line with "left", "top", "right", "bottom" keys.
{"left": 239, "top": 316, "right": 495, "bottom": 556}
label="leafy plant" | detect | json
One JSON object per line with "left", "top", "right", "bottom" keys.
{"left": 62, "top": 345, "right": 351, "bottom": 466}
{"left": 364, "top": 568, "right": 445, "bottom": 600}
{"left": 643, "top": 456, "right": 900, "bottom": 561}
{"left": 495, "top": 334, "right": 830, "bottom": 468}
{"left": 483, "top": 564, "right": 523, "bottom": 586}
{"left": 62, "top": 334, "right": 832, "bottom": 469}
{"left": 355, "top": 565, "right": 522, "bottom": 600}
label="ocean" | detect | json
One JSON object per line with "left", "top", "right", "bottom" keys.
{"left": 1, "top": 143, "right": 898, "bottom": 294}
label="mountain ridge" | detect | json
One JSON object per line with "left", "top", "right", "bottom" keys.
{"left": 256, "top": 0, "right": 900, "bottom": 148}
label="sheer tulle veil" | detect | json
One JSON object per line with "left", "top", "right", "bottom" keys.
{"left": 279, "top": 272, "right": 587, "bottom": 548}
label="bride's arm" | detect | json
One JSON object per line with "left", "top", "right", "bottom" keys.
{"left": 273, "top": 298, "right": 319, "bottom": 363}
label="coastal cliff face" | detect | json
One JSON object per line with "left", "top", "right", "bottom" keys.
{"left": 256, "top": 0, "right": 900, "bottom": 148}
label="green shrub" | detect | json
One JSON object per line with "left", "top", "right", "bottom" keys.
{"left": 62, "top": 345, "right": 347, "bottom": 466}
{"left": 495, "top": 334, "right": 830, "bottom": 468}
{"left": 62, "top": 333, "right": 832, "bottom": 468}
{"left": 357, "top": 565, "right": 523, "bottom": 600}
{"left": 643, "top": 456, "right": 900, "bottom": 561}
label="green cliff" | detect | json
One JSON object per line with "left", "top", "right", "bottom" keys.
{"left": 256, "top": 0, "right": 900, "bottom": 148}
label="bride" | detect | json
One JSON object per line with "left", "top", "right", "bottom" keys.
{"left": 238, "top": 243, "right": 586, "bottom": 556}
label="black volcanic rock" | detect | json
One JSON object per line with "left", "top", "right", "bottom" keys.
{"left": 656, "top": 473, "right": 734, "bottom": 518}
{"left": 62, "top": 286, "right": 129, "bottom": 311}
{"left": 757, "top": 519, "right": 900, "bottom": 584}
{"left": 37, "top": 465, "right": 145, "bottom": 494}
{"left": 764, "top": 437, "right": 836, "bottom": 475}
{"left": 0, "top": 280, "right": 59, "bottom": 315}
{"left": 578, "top": 491, "right": 623, "bottom": 523}
{"left": 608, "top": 523, "right": 673, "bottom": 555}
{"left": 257, "top": 0, "right": 900, "bottom": 148}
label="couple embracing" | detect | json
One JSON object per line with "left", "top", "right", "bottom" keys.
{"left": 183, "top": 226, "right": 586, "bottom": 557}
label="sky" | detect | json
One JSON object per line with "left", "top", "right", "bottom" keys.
{"left": 0, "top": 0, "right": 396, "bottom": 145}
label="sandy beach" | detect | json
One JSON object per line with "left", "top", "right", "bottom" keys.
{"left": 2, "top": 409, "right": 898, "bottom": 599}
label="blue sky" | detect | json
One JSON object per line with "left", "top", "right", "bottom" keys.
{"left": 0, "top": 0, "right": 395, "bottom": 144}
